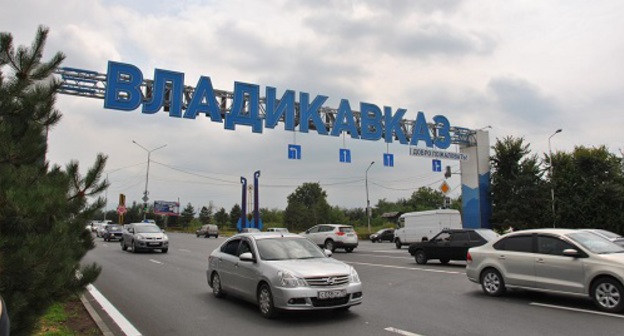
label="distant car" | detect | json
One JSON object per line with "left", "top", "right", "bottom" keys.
{"left": 579, "top": 229, "right": 624, "bottom": 247}
{"left": 197, "top": 224, "right": 219, "bottom": 238}
{"left": 267, "top": 227, "right": 289, "bottom": 233}
{"left": 207, "top": 232, "right": 363, "bottom": 318}
{"left": 240, "top": 228, "right": 261, "bottom": 233}
{"left": 96, "top": 224, "right": 108, "bottom": 238}
{"left": 103, "top": 224, "right": 123, "bottom": 242}
{"left": 408, "top": 229, "right": 498, "bottom": 264}
{"left": 466, "top": 228, "right": 624, "bottom": 313}
{"left": 121, "top": 223, "right": 169, "bottom": 253}
{"left": 369, "top": 228, "right": 395, "bottom": 243}
{"left": 301, "top": 224, "right": 358, "bottom": 253}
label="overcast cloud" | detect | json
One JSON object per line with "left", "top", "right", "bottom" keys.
{"left": 2, "top": 0, "right": 624, "bottom": 214}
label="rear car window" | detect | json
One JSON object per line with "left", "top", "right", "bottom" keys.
{"left": 339, "top": 227, "right": 354, "bottom": 233}
{"left": 493, "top": 235, "right": 533, "bottom": 252}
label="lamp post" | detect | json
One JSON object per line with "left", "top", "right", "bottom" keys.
{"left": 365, "top": 161, "right": 375, "bottom": 234}
{"left": 132, "top": 140, "right": 167, "bottom": 220}
{"left": 548, "top": 129, "right": 562, "bottom": 228}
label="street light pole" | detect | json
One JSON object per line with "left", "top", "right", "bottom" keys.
{"left": 548, "top": 129, "right": 562, "bottom": 228}
{"left": 365, "top": 161, "right": 375, "bottom": 234}
{"left": 132, "top": 140, "right": 167, "bottom": 220}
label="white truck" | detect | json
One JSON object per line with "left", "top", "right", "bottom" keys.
{"left": 393, "top": 209, "right": 462, "bottom": 249}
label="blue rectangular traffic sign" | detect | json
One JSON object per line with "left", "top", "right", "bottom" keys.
{"left": 288, "top": 144, "right": 301, "bottom": 160}
{"left": 383, "top": 153, "right": 394, "bottom": 167}
{"left": 339, "top": 148, "right": 351, "bottom": 163}
{"left": 432, "top": 159, "right": 442, "bottom": 172}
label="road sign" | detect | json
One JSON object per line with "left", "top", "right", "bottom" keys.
{"left": 432, "top": 159, "right": 442, "bottom": 172}
{"left": 116, "top": 205, "right": 127, "bottom": 215}
{"left": 288, "top": 144, "right": 301, "bottom": 160}
{"left": 339, "top": 148, "right": 351, "bottom": 163}
{"left": 440, "top": 181, "right": 450, "bottom": 194}
{"left": 383, "top": 153, "right": 394, "bottom": 167}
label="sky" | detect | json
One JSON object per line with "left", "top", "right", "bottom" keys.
{"left": 2, "top": 0, "right": 624, "bottom": 214}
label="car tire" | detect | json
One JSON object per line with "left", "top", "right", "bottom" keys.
{"left": 414, "top": 250, "right": 427, "bottom": 264}
{"left": 162, "top": 248, "right": 168, "bottom": 253}
{"left": 121, "top": 240, "right": 127, "bottom": 251}
{"left": 345, "top": 247, "right": 354, "bottom": 253}
{"left": 591, "top": 277, "right": 624, "bottom": 313}
{"left": 395, "top": 239, "right": 402, "bottom": 249}
{"left": 196, "top": 233, "right": 200, "bottom": 237}
{"left": 324, "top": 240, "right": 335, "bottom": 253}
{"left": 439, "top": 258, "right": 450, "bottom": 265}
{"left": 211, "top": 273, "right": 226, "bottom": 298}
{"left": 215, "top": 234, "right": 219, "bottom": 239}
{"left": 132, "top": 240, "right": 139, "bottom": 253}
{"left": 480, "top": 268, "right": 506, "bottom": 297}
{"left": 258, "top": 283, "right": 279, "bottom": 319}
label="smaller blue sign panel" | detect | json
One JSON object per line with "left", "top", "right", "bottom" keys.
{"left": 339, "top": 148, "right": 351, "bottom": 163}
{"left": 383, "top": 153, "right": 394, "bottom": 167}
{"left": 432, "top": 159, "right": 442, "bottom": 172}
{"left": 288, "top": 144, "right": 301, "bottom": 160}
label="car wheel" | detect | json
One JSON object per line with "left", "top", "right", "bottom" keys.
{"left": 480, "top": 268, "right": 506, "bottom": 297}
{"left": 395, "top": 239, "right": 402, "bottom": 249}
{"left": 324, "top": 240, "right": 335, "bottom": 253}
{"left": 439, "top": 258, "right": 450, "bottom": 265}
{"left": 414, "top": 250, "right": 427, "bottom": 264}
{"left": 162, "top": 248, "right": 168, "bottom": 253}
{"left": 258, "top": 283, "right": 278, "bottom": 319}
{"left": 215, "top": 234, "right": 219, "bottom": 238}
{"left": 196, "top": 233, "right": 200, "bottom": 237}
{"left": 132, "top": 240, "right": 139, "bottom": 253}
{"left": 211, "top": 273, "right": 226, "bottom": 298}
{"left": 121, "top": 240, "right": 127, "bottom": 251}
{"left": 591, "top": 277, "right": 624, "bottom": 313}
{"left": 345, "top": 247, "right": 354, "bottom": 253}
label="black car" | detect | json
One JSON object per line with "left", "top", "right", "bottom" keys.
{"left": 369, "top": 228, "right": 395, "bottom": 243}
{"left": 408, "top": 229, "right": 498, "bottom": 264}
{"left": 103, "top": 224, "right": 123, "bottom": 242}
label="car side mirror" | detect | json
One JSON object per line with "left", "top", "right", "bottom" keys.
{"left": 305, "top": 230, "right": 310, "bottom": 234}
{"left": 324, "top": 249, "right": 333, "bottom": 257}
{"left": 128, "top": 228, "right": 134, "bottom": 233}
{"left": 161, "top": 229, "right": 165, "bottom": 233}
{"left": 239, "top": 252, "right": 255, "bottom": 262}
{"left": 562, "top": 249, "right": 581, "bottom": 257}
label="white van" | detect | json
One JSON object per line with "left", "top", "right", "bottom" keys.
{"left": 394, "top": 209, "right": 462, "bottom": 249}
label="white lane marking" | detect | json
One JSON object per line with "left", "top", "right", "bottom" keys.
{"left": 149, "top": 259, "right": 163, "bottom": 264}
{"left": 530, "top": 302, "right": 624, "bottom": 318}
{"left": 385, "top": 326, "right": 425, "bottom": 336}
{"left": 178, "top": 249, "right": 191, "bottom": 253}
{"left": 87, "top": 284, "right": 142, "bottom": 336}
{"left": 346, "top": 261, "right": 462, "bottom": 275}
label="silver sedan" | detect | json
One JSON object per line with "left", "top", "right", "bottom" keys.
{"left": 207, "top": 232, "right": 363, "bottom": 318}
{"left": 466, "top": 228, "right": 624, "bottom": 313}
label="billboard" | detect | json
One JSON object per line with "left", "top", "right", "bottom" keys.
{"left": 154, "top": 200, "right": 180, "bottom": 216}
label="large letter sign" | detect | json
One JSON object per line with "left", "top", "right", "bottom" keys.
{"left": 103, "top": 61, "right": 461, "bottom": 153}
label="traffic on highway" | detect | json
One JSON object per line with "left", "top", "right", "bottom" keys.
{"left": 82, "top": 229, "right": 624, "bottom": 336}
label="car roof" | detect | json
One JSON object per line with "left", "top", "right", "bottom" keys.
{"left": 502, "top": 228, "right": 579, "bottom": 236}
{"left": 233, "top": 232, "right": 304, "bottom": 240}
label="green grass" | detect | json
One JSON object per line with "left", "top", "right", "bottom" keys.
{"left": 36, "top": 302, "right": 73, "bottom": 336}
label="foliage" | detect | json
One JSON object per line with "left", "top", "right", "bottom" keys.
{"left": 284, "top": 182, "right": 331, "bottom": 231}
{"left": 214, "top": 207, "right": 229, "bottom": 227}
{"left": 229, "top": 204, "right": 241, "bottom": 229}
{"left": 179, "top": 202, "right": 195, "bottom": 227}
{"left": 490, "top": 136, "right": 548, "bottom": 230}
{"left": 0, "top": 27, "right": 104, "bottom": 335}
{"left": 198, "top": 203, "right": 213, "bottom": 224}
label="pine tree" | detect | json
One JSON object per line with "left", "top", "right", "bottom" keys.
{"left": 0, "top": 27, "right": 107, "bottom": 335}
{"left": 179, "top": 203, "right": 195, "bottom": 227}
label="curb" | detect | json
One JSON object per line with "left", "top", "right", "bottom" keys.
{"left": 80, "top": 294, "right": 114, "bottom": 336}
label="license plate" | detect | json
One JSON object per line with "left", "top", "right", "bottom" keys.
{"left": 148, "top": 242, "right": 160, "bottom": 246}
{"left": 318, "top": 289, "right": 346, "bottom": 299}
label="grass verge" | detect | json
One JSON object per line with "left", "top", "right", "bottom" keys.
{"left": 36, "top": 295, "right": 102, "bottom": 336}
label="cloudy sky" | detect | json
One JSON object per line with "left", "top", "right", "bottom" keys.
{"left": 2, "top": 0, "right": 623, "bottom": 214}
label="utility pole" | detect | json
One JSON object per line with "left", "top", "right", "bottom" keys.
{"left": 132, "top": 140, "right": 167, "bottom": 220}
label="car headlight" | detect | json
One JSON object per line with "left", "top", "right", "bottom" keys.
{"left": 136, "top": 234, "right": 145, "bottom": 240}
{"left": 349, "top": 267, "right": 361, "bottom": 284}
{"left": 162, "top": 234, "right": 169, "bottom": 241}
{"left": 278, "top": 271, "right": 307, "bottom": 288}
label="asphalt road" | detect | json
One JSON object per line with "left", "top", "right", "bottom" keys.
{"left": 83, "top": 233, "right": 624, "bottom": 336}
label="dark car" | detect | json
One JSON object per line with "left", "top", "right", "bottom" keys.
{"left": 369, "top": 228, "right": 395, "bottom": 243}
{"left": 408, "top": 229, "right": 498, "bottom": 265}
{"left": 103, "top": 224, "right": 123, "bottom": 242}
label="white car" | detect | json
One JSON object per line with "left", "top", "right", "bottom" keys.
{"left": 207, "top": 232, "right": 363, "bottom": 318}
{"left": 301, "top": 224, "right": 358, "bottom": 253}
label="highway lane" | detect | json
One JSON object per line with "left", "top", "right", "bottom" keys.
{"left": 83, "top": 233, "right": 624, "bottom": 336}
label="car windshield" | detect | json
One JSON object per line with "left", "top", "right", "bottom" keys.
{"left": 567, "top": 231, "right": 624, "bottom": 254}
{"left": 256, "top": 238, "right": 326, "bottom": 261}
{"left": 134, "top": 225, "right": 161, "bottom": 233}
{"left": 375, "top": 229, "right": 387, "bottom": 234}
{"left": 107, "top": 225, "right": 122, "bottom": 231}
{"left": 594, "top": 229, "right": 622, "bottom": 239}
